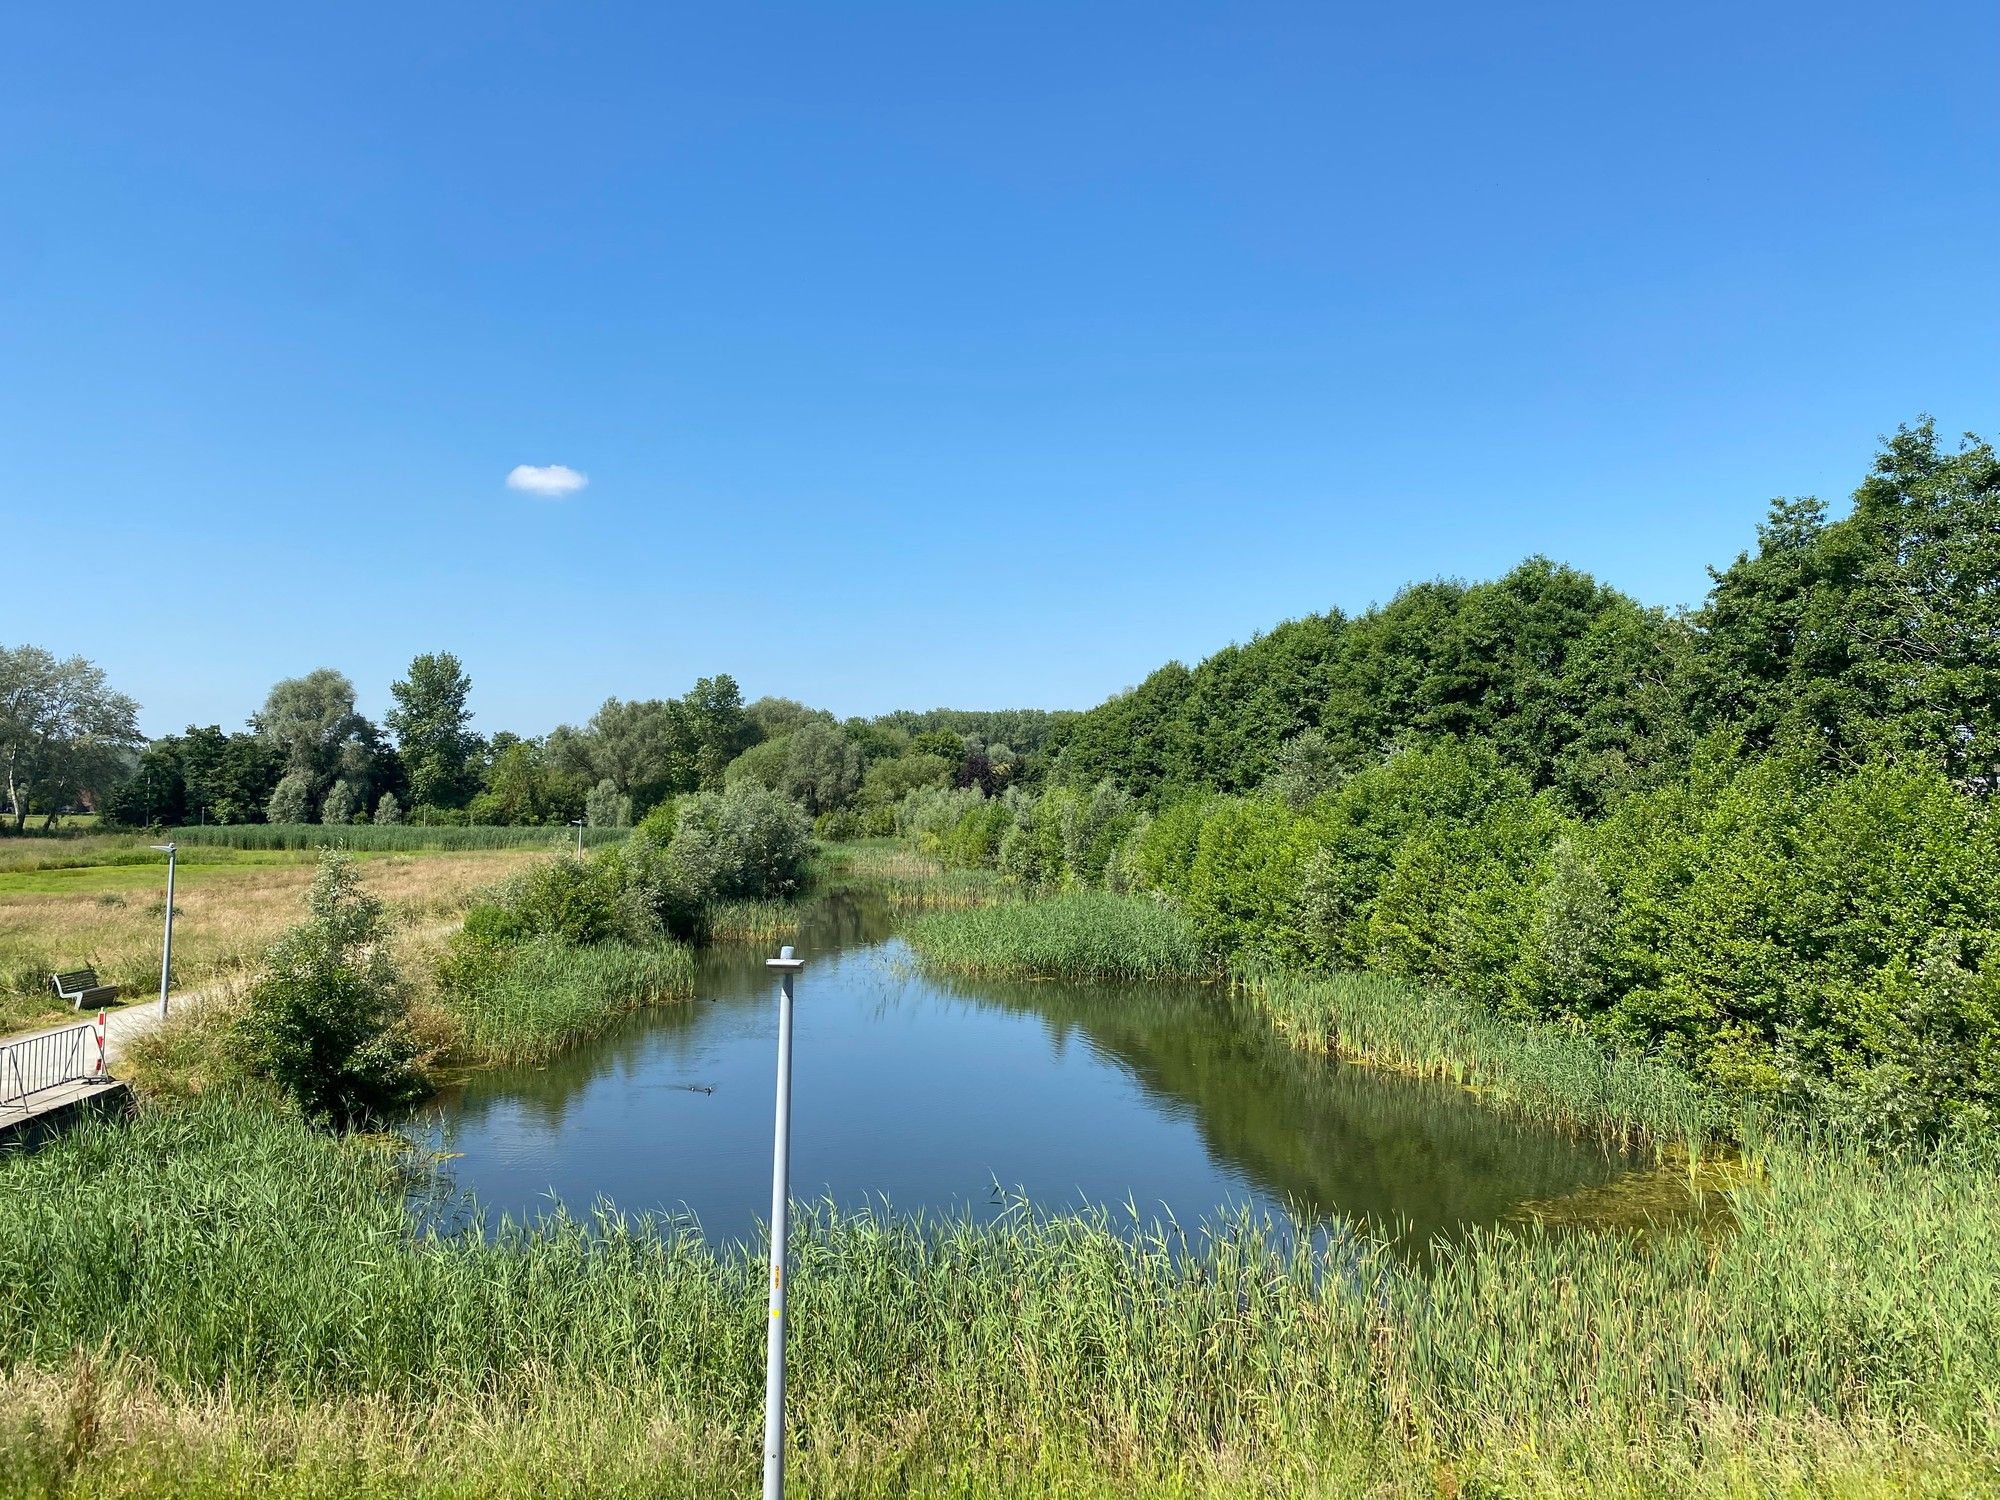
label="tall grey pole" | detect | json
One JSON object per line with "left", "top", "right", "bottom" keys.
{"left": 762, "top": 945, "right": 805, "bottom": 1500}
{"left": 153, "top": 841, "right": 177, "bottom": 1017}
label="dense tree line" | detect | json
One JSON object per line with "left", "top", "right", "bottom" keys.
{"left": 2, "top": 639, "right": 1059, "bottom": 838}
{"left": 904, "top": 423, "right": 2000, "bottom": 1137}
{"left": 1053, "top": 422, "right": 2000, "bottom": 814}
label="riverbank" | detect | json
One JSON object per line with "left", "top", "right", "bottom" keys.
{"left": 906, "top": 890, "right": 1728, "bottom": 1148}
{"left": 3, "top": 1093, "right": 1996, "bottom": 1498}
{"left": 6, "top": 854, "right": 1998, "bottom": 1496}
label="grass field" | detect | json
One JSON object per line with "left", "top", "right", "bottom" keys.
{"left": 0, "top": 1094, "right": 1995, "bottom": 1498}
{"left": 0, "top": 839, "right": 542, "bottom": 1035}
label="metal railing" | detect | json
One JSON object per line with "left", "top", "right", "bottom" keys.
{"left": 1, "top": 1022, "right": 99, "bottom": 1108}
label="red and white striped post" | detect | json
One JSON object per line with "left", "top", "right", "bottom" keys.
{"left": 94, "top": 1010, "right": 107, "bottom": 1076}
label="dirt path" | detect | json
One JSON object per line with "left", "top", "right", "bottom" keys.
{"left": 2, "top": 916, "right": 462, "bottom": 1073}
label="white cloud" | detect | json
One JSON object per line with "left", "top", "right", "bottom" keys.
{"left": 505, "top": 463, "right": 589, "bottom": 499}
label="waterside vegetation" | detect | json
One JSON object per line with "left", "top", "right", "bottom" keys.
{"left": 1, "top": 1096, "right": 1995, "bottom": 1497}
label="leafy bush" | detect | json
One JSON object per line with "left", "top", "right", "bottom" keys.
{"left": 465, "top": 855, "right": 649, "bottom": 947}
{"left": 618, "top": 784, "right": 814, "bottom": 936}
{"left": 318, "top": 779, "right": 357, "bottom": 826}
{"left": 234, "top": 852, "right": 426, "bottom": 1126}
{"left": 585, "top": 777, "right": 632, "bottom": 828}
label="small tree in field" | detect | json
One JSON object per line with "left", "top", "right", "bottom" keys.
{"left": 318, "top": 779, "right": 358, "bottom": 826}
{"left": 236, "top": 852, "right": 425, "bottom": 1126}
{"left": 373, "top": 791, "right": 403, "bottom": 825}
{"left": 266, "top": 770, "right": 313, "bottom": 824}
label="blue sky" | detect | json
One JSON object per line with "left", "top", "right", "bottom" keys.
{"left": 4, "top": 3, "right": 1996, "bottom": 739}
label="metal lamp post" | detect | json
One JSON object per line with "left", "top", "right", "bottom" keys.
{"left": 762, "top": 944, "right": 805, "bottom": 1500}
{"left": 568, "top": 817, "right": 585, "bottom": 855}
{"left": 149, "top": 842, "right": 177, "bottom": 1017}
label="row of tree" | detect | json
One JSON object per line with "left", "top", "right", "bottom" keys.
{"left": 0, "top": 640, "right": 1071, "bottom": 834}
{"left": 1049, "top": 421, "right": 2000, "bottom": 811}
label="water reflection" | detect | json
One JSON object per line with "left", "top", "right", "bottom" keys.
{"left": 413, "top": 895, "right": 1646, "bottom": 1249}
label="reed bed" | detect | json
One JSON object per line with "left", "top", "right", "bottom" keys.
{"left": 706, "top": 898, "right": 804, "bottom": 942}
{"left": 167, "top": 824, "right": 631, "bottom": 853}
{"left": 0, "top": 1095, "right": 1995, "bottom": 1496}
{"left": 1244, "top": 967, "right": 1734, "bottom": 1149}
{"left": 432, "top": 939, "right": 696, "bottom": 1068}
{"left": 907, "top": 891, "right": 1210, "bottom": 981}
{"left": 824, "top": 840, "right": 1013, "bottom": 910}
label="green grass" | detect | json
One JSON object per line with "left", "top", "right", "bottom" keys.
{"left": 0, "top": 1093, "right": 1995, "bottom": 1496}
{"left": 0, "top": 835, "right": 311, "bottom": 879}
{"left": 821, "top": 840, "right": 1013, "bottom": 909}
{"left": 906, "top": 890, "right": 1211, "bottom": 981}
{"left": 706, "top": 898, "right": 804, "bottom": 942}
{"left": 1243, "top": 967, "right": 1734, "bottom": 1149}
{"left": 432, "top": 937, "right": 696, "bottom": 1068}
{"left": 167, "top": 824, "right": 631, "bottom": 853}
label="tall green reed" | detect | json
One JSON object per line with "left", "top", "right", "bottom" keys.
{"left": 906, "top": 891, "right": 1210, "bottom": 981}
{"left": 1, "top": 1095, "right": 1994, "bottom": 1489}
{"left": 433, "top": 938, "right": 695, "bottom": 1068}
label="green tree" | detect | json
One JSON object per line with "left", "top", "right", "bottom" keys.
{"left": 1694, "top": 422, "right": 2000, "bottom": 784}
{"left": 585, "top": 777, "right": 632, "bottom": 828}
{"left": 683, "top": 674, "right": 756, "bottom": 790}
{"left": 319, "top": 779, "right": 359, "bottom": 825}
{"left": 469, "top": 739, "right": 587, "bottom": 825}
{"left": 235, "top": 852, "right": 426, "bottom": 1126}
{"left": 746, "top": 696, "right": 834, "bottom": 740}
{"left": 782, "top": 720, "right": 862, "bottom": 815}
{"left": 267, "top": 770, "right": 314, "bottom": 824}
{"left": 252, "top": 669, "right": 375, "bottom": 806}
{"left": 724, "top": 734, "right": 792, "bottom": 792}
{"left": 0, "top": 645, "right": 144, "bottom": 830}
{"left": 580, "top": 697, "right": 689, "bottom": 810}
{"left": 373, "top": 791, "right": 403, "bottom": 825}
{"left": 386, "top": 652, "right": 477, "bottom": 810}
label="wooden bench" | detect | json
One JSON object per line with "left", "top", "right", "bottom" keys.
{"left": 51, "top": 969, "right": 119, "bottom": 1011}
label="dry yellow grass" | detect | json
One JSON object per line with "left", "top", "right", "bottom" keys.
{"left": 0, "top": 851, "right": 536, "bottom": 1035}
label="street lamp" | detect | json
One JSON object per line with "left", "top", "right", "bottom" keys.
{"left": 149, "top": 842, "right": 177, "bottom": 1017}
{"left": 567, "top": 817, "right": 586, "bottom": 855}
{"left": 762, "top": 944, "right": 805, "bottom": 1500}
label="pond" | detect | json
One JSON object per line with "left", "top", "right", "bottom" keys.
{"left": 412, "top": 896, "right": 1652, "bottom": 1249}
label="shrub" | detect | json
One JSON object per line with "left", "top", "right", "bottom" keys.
{"left": 318, "top": 779, "right": 358, "bottom": 826}
{"left": 618, "top": 784, "right": 814, "bottom": 936}
{"left": 471, "top": 856, "right": 648, "bottom": 947}
{"left": 373, "top": 790, "right": 403, "bottom": 825}
{"left": 585, "top": 778, "right": 632, "bottom": 829}
{"left": 234, "top": 852, "right": 426, "bottom": 1126}
{"left": 265, "top": 770, "right": 313, "bottom": 825}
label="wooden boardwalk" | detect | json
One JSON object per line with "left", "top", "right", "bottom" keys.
{"left": 0, "top": 1006, "right": 154, "bottom": 1139}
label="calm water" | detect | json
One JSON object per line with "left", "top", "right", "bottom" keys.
{"left": 413, "top": 898, "right": 1648, "bottom": 1248}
